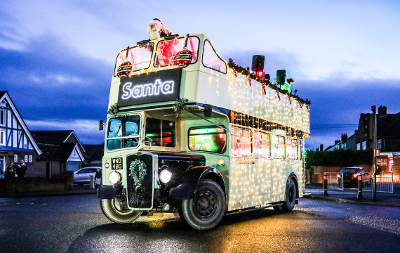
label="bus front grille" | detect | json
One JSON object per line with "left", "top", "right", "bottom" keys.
{"left": 126, "top": 154, "right": 154, "bottom": 209}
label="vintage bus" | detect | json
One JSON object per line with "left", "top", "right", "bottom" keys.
{"left": 98, "top": 33, "right": 310, "bottom": 230}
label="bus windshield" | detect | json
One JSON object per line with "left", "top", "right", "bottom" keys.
{"left": 106, "top": 115, "right": 141, "bottom": 151}
{"left": 114, "top": 43, "right": 154, "bottom": 76}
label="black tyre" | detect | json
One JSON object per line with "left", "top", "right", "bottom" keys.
{"left": 282, "top": 178, "right": 297, "bottom": 212}
{"left": 179, "top": 179, "right": 225, "bottom": 230}
{"left": 100, "top": 198, "right": 142, "bottom": 224}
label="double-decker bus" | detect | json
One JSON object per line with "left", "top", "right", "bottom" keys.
{"left": 98, "top": 33, "right": 310, "bottom": 230}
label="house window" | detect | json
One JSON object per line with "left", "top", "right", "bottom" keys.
{"left": 29, "top": 155, "right": 32, "bottom": 163}
{"left": 0, "top": 130, "right": 5, "bottom": 145}
{"left": 362, "top": 141, "right": 367, "bottom": 150}
{"left": 14, "top": 154, "right": 18, "bottom": 162}
{"left": 24, "top": 155, "right": 28, "bottom": 162}
{"left": 356, "top": 143, "right": 360, "bottom": 150}
{"left": 0, "top": 110, "right": 4, "bottom": 126}
{"left": 377, "top": 139, "right": 382, "bottom": 150}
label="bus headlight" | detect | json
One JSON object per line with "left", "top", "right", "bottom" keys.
{"left": 159, "top": 169, "right": 172, "bottom": 184}
{"left": 109, "top": 171, "right": 121, "bottom": 184}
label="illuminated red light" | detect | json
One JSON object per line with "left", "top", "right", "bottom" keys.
{"left": 257, "top": 71, "right": 264, "bottom": 78}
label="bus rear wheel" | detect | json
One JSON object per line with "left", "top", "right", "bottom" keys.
{"left": 179, "top": 179, "right": 225, "bottom": 230}
{"left": 282, "top": 178, "right": 297, "bottom": 212}
{"left": 100, "top": 198, "right": 142, "bottom": 224}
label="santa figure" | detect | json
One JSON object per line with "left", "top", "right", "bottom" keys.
{"left": 148, "top": 18, "right": 173, "bottom": 40}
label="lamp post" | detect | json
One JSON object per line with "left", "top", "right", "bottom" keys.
{"left": 371, "top": 106, "right": 377, "bottom": 201}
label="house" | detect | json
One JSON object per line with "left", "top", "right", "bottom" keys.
{"left": 83, "top": 144, "right": 104, "bottom": 167}
{"left": 0, "top": 91, "right": 42, "bottom": 177}
{"left": 325, "top": 106, "right": 400, "bottom": 181}
{"left": 31, "top": 130, "right": 86, "bottom": 174}
{"left": 355, "top": 106, "right": 400, "bottom": 181}
{"left": 324, "top": 134, "right": 349, "bottom": 151}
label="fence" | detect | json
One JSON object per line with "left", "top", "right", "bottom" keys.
{"left": 324, "top": 172, "right": 344, "bottom": 191}
{"left": 363, "top": 172, "right": 393, "bottom": 193}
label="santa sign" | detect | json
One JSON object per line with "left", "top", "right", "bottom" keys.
{"left": 174, "top": 47, "right": 193, "bottom": 67}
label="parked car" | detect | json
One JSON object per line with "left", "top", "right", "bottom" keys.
{"left": 73, "top": 167, "right": 101, "bottom": 185}
{"left": 337, "top": 167, "right": 372, "bottom": 186}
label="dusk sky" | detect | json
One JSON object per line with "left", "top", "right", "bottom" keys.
{"left": 1, "top": 1, "right": 399, "bottom": 149}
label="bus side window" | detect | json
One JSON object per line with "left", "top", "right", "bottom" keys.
{"left": 145, "top": 118, "right": 176, "bottom": 147}
{"left": 188, "top": 127, "right": 226, "bottom": 154}
{"left": 286, "top": 137, "right": 297, "bottom": 159}
{"left": 254, "top": 130, "right": 271, "bottom": 158}
{"left": 230, "top": 127, "right": 251, "bottom": 157}
{"left": 271, "top": 134, "right": 285, "bottom": 159}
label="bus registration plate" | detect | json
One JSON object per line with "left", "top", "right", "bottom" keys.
{"left": 111, "top": 157, "right": 123, "bottom": 170}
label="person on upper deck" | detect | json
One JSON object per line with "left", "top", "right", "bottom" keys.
{"left": 148, "top": 18, "right": 174, "bottom": 40}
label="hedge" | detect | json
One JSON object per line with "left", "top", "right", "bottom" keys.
{"left": 305, "top": 149, "right": 373, "bottom": 169}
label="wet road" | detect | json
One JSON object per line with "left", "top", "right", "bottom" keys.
{"left": 0, "top": 194, "right": 399, "bottom": 253}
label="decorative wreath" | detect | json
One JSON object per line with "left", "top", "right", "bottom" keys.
{"left": 129, "top": 159, "right": 148, "bottom": 189}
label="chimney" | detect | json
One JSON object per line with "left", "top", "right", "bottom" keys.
{"left": 378, "top": 105, "right": 387, "bottom": 115}
{"left": 341, "top": 134, "right": 348, "bottom": 142}
{"left": 320, "top": 144, "right": 324, "bottom": 151}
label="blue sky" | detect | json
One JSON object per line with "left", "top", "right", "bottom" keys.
{"left": 1, "top": 1, "right": 400, "bottom": 148}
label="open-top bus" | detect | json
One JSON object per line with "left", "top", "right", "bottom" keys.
{"left": 98, "top": 33, "right": 310, "bottom": 230}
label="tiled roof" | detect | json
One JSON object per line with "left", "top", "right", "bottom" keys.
{"left": 31, "top": 130, "right": 74, "bottom": 144}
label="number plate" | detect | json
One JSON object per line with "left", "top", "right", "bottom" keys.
{"left": 111, "top": 157, "right": 123, "bottom": 170}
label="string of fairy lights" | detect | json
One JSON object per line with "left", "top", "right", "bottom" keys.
{"left": 221, "top": 56, "right": 309, "bottom": 210}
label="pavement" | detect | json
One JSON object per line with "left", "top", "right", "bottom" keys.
{"left": 1, "top": 183, "right": 400, "bottom": 208}
{"left": 303, "top": 183, "right": 400, "bottom": 207}
{"left": 0, "top": 184, "right": 97, "bottom": 198}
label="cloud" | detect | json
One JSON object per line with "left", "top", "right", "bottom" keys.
{"left": 0, "top": 34, "right": 110, "bottom": 121}
{"left": 303, "top": 78, "right": 400, "bottom": 150}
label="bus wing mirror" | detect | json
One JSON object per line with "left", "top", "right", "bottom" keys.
{"left": 99, "top": 120, "right": 104, "bottom": 130}
{"left": 204, "top": 104, "right": 212, "bottom": 117}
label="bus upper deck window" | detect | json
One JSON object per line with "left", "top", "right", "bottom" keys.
{"left": 114, "top": 43, "right": 154, "bottom": 76}
{"left": 154, "top": 37, "right": 199, "bottom": 67}
{"left": 202, "top": 40, "right": 227, "bottom": 73}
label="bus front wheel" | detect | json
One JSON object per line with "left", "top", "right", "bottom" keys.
{"left": 282, "top": 178, "right": 297, "bottom": 211}
{"left": 100, "top": 198, "right": 142, "bottom": 223}
{"left": 179, "top": 179, "right": 225, "bottom": 230}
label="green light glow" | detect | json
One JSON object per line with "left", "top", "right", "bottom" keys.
{"left": 189, "top": 128, "right": 222, "bottom": 135}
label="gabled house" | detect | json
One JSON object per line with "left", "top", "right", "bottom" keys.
{"left": 325, "top": 106, "right": 400, "bottom": 182}
{"left": 0, "top": 91, "right": 42, "bottom": 176}
{"left": 31, "top": 130, "right": 86, "bottom": 174}
{"left": 355, "top": 106, "right": 400, "bottom": 181}
{"left": 83, "top": 144, "right": 104, "bottom": 167}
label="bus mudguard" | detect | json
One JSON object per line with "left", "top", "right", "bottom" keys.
{"left": 97, "top": 184, "right": 121, "bottom": 199}
{"left": 168, "top": 166, "right": 225, "bottom": 200}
